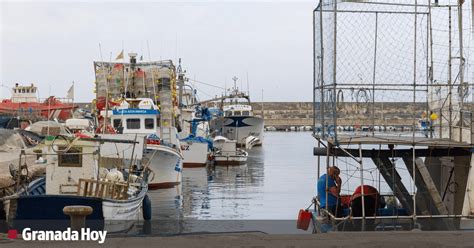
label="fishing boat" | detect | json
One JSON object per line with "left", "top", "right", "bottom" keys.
{"left": 210, "top": 77, "right": 264, "bottom": 147}
{"left": 212, "top": 136, "right": 248, "bottom": 166}
{"left": 93, "top": 54, "right": 183, "bottom": 190}
{"left": 101, "top": 98, "right": 183, "bottom": 190}
{"left": 0, "top": 83, "right": 76, "bottom": 122}
{"left": 1, "top": 135, "right": 151, "bottom": 232}
{"left": 180, "top": 105, "right": 213, "bottom": 168}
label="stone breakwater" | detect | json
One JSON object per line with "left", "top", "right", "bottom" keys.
{"left": 76, "top": 102, "right": 472, "bottom": 129}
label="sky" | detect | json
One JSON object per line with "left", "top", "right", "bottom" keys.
{"left": 0, "top": 0, "right": 315, "bottom": 103}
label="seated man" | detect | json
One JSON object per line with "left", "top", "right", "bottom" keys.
{"left": 317, "top": 166, "right": 342, "bottom": 217}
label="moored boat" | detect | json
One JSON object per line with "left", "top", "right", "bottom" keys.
{"left": 1, "top": 135, "right": 150, "bottom": 232}
{"left": 212, "top": 136, "right": 248, "bottom": 166}
{"left": 93, "top": 54, "right": 184, "bottom": 190}
{"left": 210, "top": 77, "right": 264, "bottom": 147}
{"left": 0, "top": 83, "right": 76, "bottom": 122}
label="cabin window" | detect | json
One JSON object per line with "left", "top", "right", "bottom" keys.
{"left": 145, "top": 118, "right": 154, "bottom": 129}
{"left": 225, "top": 111, "right": 232, "bottom": 117}
{"left": 112, "top": 119, "right": 122, "bottom": 128}
{"left": 233, "top": 111, "right": 241, "bottom": 116}
{"left": 58, "top": 147, "right": 82, "bottom": 167}
{"left": 242, "top": 111, "right": 250, "bottom": 116}
{"left": 26, "top": 89, "right": 30, "bottom": 93}
{"left": 126, "top": 118, "right": 141, "bottom": 129}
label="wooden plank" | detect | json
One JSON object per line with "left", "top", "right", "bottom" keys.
{"left": 83, "top": 181, "right": 89, "bottom": 197}
{"left": 370, "top": 156, "right": 414, "bottom": 214}
{"left": 402, "top": 156, "right": 436, "bottom": 216}
{"left": 415, "top": 158, "right": 449, "bottom": 215}
{"left": 402, "top": 156, "right": 455, "bottom": 230}
{"left": 77, "top": 179, "right": 83, "bottom": 195}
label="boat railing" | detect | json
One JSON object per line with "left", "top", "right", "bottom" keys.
{"left": 38, "top": 97, "right": 74, "bottom": 104}
{"left": 77, "top": 178, "right": 129, "bottom": 200}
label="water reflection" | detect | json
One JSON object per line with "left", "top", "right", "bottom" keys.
{"left": 139, "top": 132, "right": 324, "bottom": 234}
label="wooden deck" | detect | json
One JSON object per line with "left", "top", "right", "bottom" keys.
{"left": 326, "top": 134, "right": 473, "bottom": 148}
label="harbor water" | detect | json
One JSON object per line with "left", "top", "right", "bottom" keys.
{"left": 138, "top": 131, "right": 318, "bottom": 235}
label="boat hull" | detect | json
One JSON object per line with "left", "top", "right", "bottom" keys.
{"left": 145, "top": 145, "right": 183, "bottom": 189}
{"left": 0, "top": 101, "right": 76, "bottom": 121}
{"left": 2, "top": 177, "right": 147, "bottom": 232}
{"left": 213, "top": 155, "right": 247, "bottom": 166}
{"left": 181, "top": 141, "right": 209, "bottom": 168}
{"left": 214, "top": 116, "right": 264, "bottom": 146}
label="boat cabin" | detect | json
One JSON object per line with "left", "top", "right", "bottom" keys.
{"left": 43, "top": 138, "right": 100, "bottom": 195}
{"left": 223, "top": 104, "right": 253, "bottom": 117}
{"left": 108, "top": 98, "right": 160, "bottom": 135}
{"left": 11, "top": 83, "right": 38, "bottom": 103}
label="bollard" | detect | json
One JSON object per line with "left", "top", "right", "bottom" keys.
{"left": 63, "top": 205, "right": 93, "bottom": 231}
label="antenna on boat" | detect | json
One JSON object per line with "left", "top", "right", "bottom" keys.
{"left": 147, "top": 40, "right": 157, "bottom": 103}
{"left": 47, "top": 84, "right": 51, "bottom": 136}
{"left": 246, "top": 72, "right": 250, "bottom": 97}
{"left": 232, "top": 76, "right": 238, "bottom": 91}
{"left": 224, "top": 77, "right": 227, "bottom": 96}
{"left": 99, "top": 43, "right": 104, "bottom": 61}
{"left": 177, "top": 58, "right": 185, "bottom": 109}
{"left": 261, "top": 88, "right": 264, "bottom": 120}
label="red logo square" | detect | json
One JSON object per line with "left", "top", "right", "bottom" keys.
{"left": 7, "top": 229, "right": 18, "bottom": 239}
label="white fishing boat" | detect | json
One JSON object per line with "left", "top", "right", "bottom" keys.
{"left": 1, "top": 135, "right": 151, "bottom": 233}
{"left": 211, "top": 77, "right": 264, "bottom": 147}
{"left": 93, "top": 54, "right": 183, "bottom": 190}
{"left": 104, "top": 98, "right": 183, "bottom": 190}
{"left": 212, "top": 136, "right": 248, "bottom": 166}
{"left": 177, "top": 80, "right": 213, "bottom": 168}
{"left": 180, "top": 107, "right": 213, "bottom": 168}
{"left": 145, "top": 134, "right": 183, "bottom": 189}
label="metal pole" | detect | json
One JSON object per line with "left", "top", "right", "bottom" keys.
{"left": 332, "top": 0, "right": 338, "bottom": 142}
{"left": 313, "top": 6, "right": 317, "bottom": 134}
{"left": 320, "top": 0, "right": 326, "bottom": 138}
{"left": 448, "top": 6, "right": 453, "bottom": 140}
{"left": 457, "top": 0, "right": 465, "bottom": 143}
{"left": 359, "top": 143, "right": 366, "bottom": 231}
{"left": 428, "top": 0, "right": 434, "bottom": 139}
{"left": 413, "top": 0, "right": 418, "bottom": 143}
{"left": 372, "top": 13, "right": 378, "bottom": 137}
{"left": 412, "top": 146, "right": 417, "bottom": 225}
{"left": 325, "top": 142, "right": 330, "bottom": 215}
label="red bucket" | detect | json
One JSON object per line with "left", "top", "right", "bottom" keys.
{"left": 297, "top": 209, "right": 312, "bottom": 230}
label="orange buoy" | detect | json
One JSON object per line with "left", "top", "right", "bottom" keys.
{"left": 296, "top": 209, "right": 312, "bottom": 230}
